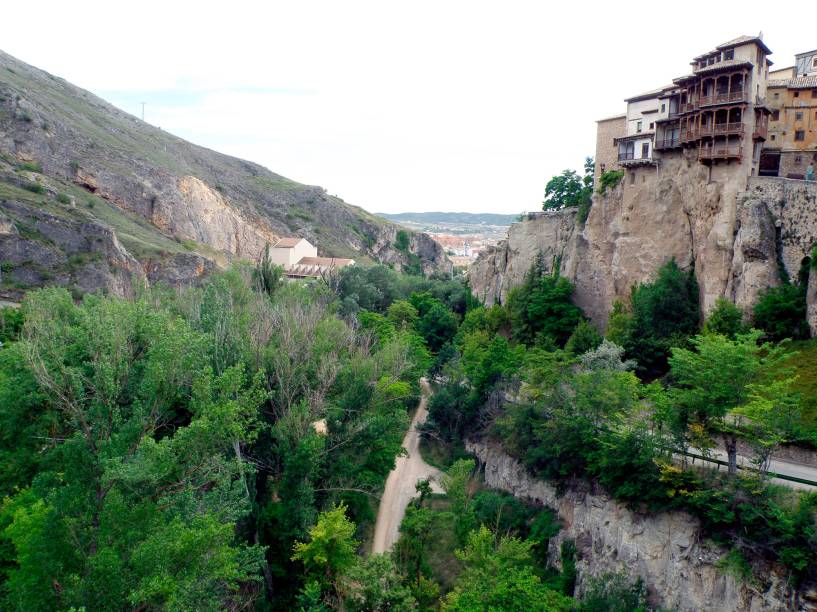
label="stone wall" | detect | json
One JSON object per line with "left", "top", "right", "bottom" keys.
{"left": 466, "top": 440, "right": 812, "bottom": 612}
{"left": 594, "top": 115, "right": 626, "bottom": 185}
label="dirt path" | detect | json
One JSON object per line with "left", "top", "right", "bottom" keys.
{"left": 371, "top": 378, "right": 443, "bottom": 554}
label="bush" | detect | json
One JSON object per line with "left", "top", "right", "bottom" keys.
{"left": 752, "top": 283, "right": 809, "bottom": 342}
{"left": 565, "top": 319, "right": 602, "bottom": 355}
{"left": 704, "top": 297, "right": 745, "bottom": 338}
{"left": 18, "top": 162, "right": 42, "bottom": 173}
{"left": 597, "top": 169, "right": 625, "bottom": 195}
{"left": 623, "top": 259, "right": 700, "bottom": 377}
{"left": 56, "top": 193, "right": 71, "bottom": 205}
{"left": 579, "top": 573, "right": 648, "bottom": 612}
{"left": 22, "top": 182, "right": 44, "bottom": 194}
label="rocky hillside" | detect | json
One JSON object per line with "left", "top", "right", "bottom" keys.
{"left": 0, "top": 50, "right": 450, "bottom": 299}
{"left": 470, "top": 153, "right": 817, "bottom": 332}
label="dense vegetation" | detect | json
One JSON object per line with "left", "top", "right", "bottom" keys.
{"left": 2, "top": 252, "right": 816, "bottom": 609}
{"left": 424, "top": 257, "right": 817, "bottom": 591}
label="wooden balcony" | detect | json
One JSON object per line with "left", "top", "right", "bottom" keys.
{"left": 679, "top": 101, "right": 697, "bottom": 113}
{"left": 698, "top": 122, "right": 744, "bottom": 136}
{"left": 654, "top": 137, "right": 682, "bottom": 150}
{"left": 699, "top": 145, "right": 743, "bottom": 161}
{"left": 698, "top": 91, "right": 747, "bottom": 107}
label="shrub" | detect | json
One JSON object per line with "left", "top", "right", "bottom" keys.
{"left": 623, "top": 259, "right": 700, "bottom": 377}
{"left": 395, "top": 229, "right": 411, "bottom": 252}
{"left": 22, "top": 182, "right": 44, "bottom": 194}
{"left": 579, "top": 573, "right": 648, "bottom": 612}
{"left": 56, "top": 193, "right": 71, "bottom": 205}
{"left": 18, "top": 162, "right": 42, "bottom": 173}
{"left": 752, "top": 283, "right": 809, "bottom": 342}
{"left": 565, "top": 319, "right": 602, "bottom": 355}
{"left": 597, "top": 169, "right": 625, "bottom": 195}
{"left": 704, "top": 297, "right": 745, "bottom": 338}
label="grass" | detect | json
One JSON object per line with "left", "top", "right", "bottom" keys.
{"left": 781, "top": 339, "right": 817, "bottom": 443}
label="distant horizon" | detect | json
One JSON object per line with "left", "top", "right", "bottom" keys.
{"left": 2, "top": 2, "right": 813, "bottom": 214}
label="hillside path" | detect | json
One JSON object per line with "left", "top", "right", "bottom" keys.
{"left": 371, "top": 378, "right": 443, "bottom": 554}
{"left": 688, "top": 448, "right": 817, "bottom": 491}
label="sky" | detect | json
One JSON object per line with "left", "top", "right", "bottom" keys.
{"left": 1, "top": 1, "right": 812, "bottom": 214}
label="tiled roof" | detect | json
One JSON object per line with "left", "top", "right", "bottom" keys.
{"left": 296, "top": 257, "right": 354, "bottom": 266}
{"left": 597, "top": 113, "right": 626, "bottom": 123}
{"left": 625, "top": 85, "right": 676, "bottom": 102}
{"left": 693, "top": 59, "right": 753, "bottom": 75}
{"left": 693, "top": 35, "right": 772, "bottom": 61}
{"left": 787, "top": 76, "right": 817, "bottom": 89}
{"left": 273, "top": 237, "right": 305, "bottom": 248}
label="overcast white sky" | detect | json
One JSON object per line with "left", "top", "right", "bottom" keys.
{"left": 2, "top": 1, "right": 812, "bottom": 214}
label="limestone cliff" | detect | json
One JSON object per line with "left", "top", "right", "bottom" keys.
{"left": 0, "top": 49, "right": 450, "bottom": 299}
{"left": 469, "top": 150, "right": 817, "bottom": 330}
{"left": 466, "top": 440, "right": 813, "bottom": 612}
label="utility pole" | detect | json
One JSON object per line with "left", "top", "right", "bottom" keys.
{"left": 141, "top": 102, "right": 146, "bottom": 121}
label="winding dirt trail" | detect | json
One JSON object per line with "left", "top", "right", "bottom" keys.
{"left": 371, "top": 378, "right": 443, "bottom": 554}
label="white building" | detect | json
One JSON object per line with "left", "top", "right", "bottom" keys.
{"left": 267, "top": 237, "right": 317, "bottom": 267}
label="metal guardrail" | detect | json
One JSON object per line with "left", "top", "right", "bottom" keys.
{"left": 680, "top": 449, "right": 817, "bottom": 487}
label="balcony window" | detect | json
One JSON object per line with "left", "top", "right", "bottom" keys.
{"left": 641, "top": 143, "right": 650, "bottom": 158}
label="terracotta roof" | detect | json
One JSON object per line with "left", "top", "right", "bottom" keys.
{"left": 273, "top": 237, "right": 305, "bottom": 248}
{"left": 296, "top": 257, "right": 354, "bottom": 266}
{"left": 787, "top": 76, "right": 817, "bottom": 89}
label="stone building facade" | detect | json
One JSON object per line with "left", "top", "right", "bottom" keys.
{"left": 763, "top": 49, "right": 817, "bottom": 178}
{"left": 593, "top": 114, "right": 626, "bottom": 184}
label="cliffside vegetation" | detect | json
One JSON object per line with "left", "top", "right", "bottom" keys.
{"left": 2, "top": 247, "right": 815, "bottom": 608}
{"left": 424, "top": 258, "right": 817, "bottom": 591}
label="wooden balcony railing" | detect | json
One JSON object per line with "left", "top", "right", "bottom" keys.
{"left": 698, "top": 91, "right": 747, "bottom": 106}
{"left": 655, "top": 137, "right": 682, "bottom": 150}
{"left": 699, "top": 122, "right": 743, "bottom": 136}
{"left": 680, "top": 101, "right": 697, "bottom": 113}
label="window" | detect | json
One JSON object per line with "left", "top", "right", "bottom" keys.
{"left": 661, "top": 103, "right": 666, "bottom": 113}
{"left": 649, "top": 122, "right": 654, "bottom": 130}
{"left": 795, "top": 156, "right": 803, "bottom": 164}
{"left": 796, "top": 112, "right": 804, "bottom": 121}
{"left": 771, "top": 110, "right": 780, "bottom": 121}
{"left": 812, "top": 90, "right": 817, "bottom": 98}
{"left": 724, "top": 49, "right": 734, "bottom": 60}
{"left": 813, "top": 57, "right": 817, "bottom": 69}
{"left": 774, "top": 92, "right": 779, "bottom": 99}
{"left": 629, "top": 172, "right": 635, "bottom": 185}
{"left": 795, "top": 130, "right": 805, "bottom": 141}
{"left": 794, "top": 91, "right": 800, "bottom": 98}
{"left": 771, "top": 134, "right": 776, "bottom": 141}
{"left": 642, "top": 142, "right": 650, "bottom": 158}
{"left": 636, "top": 121, "right": 642, "bottom": 133}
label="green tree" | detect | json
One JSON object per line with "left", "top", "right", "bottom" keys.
{"left": 703, "top": 298, "right": 745, "bottom": 339}
{"left": 542, "top": 157, "right": 593, "bottom": 212}
{"left": 441, "top": 459, "right": 477, "bottom": 545}
{"left": 667, "top": 331, "right": 794, "bottom": 475}
{"left": 387, "top": 299, "right": 419, "bottom": 330}
{"left": 624, "top": 259, "right": 700, "bottom": 377}
{"left": 565, "top": 318, "right": 602, "bottom": 355}
{"left": 752, "top": 283, "right": 809, "bottom": 342}
{"left": 292, "top": 504, "right": 358, "bottom": 584}
{"left": 342, "top": 554, "right": 416, "bottom": 611}
{"left": 442, "top": 526, "right": 572, "bottom": 612}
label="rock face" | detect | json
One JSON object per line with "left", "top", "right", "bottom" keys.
{"left": 469, "top": 152, "right": 817, "bottom": 330}
{"left": 466, "top": 440, "right": 809, "bottom": 612}
{"left": 468, "top": 209, "right": 579, "bottom": 305}
{"left": 0, "top": 49, "right": 450, "bottom": 299}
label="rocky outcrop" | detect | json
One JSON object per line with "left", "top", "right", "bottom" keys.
{"left": 466, "top": 440, "right": 810, "bottom": 612}
{"left": 468, "top": 209, "right": 578, "bottom": 305}
{"left": 0, "top": 49, "right": 449, "bottom": 297}
{"left": 469, "top": 152, "right": 817, "bottom": 330}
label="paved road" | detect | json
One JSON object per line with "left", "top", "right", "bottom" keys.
{"left": 686, "top": 448, "right": 817, "bottom": 491}
{"left": 371, "top": 378, "right": 443, "bottom": 554}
